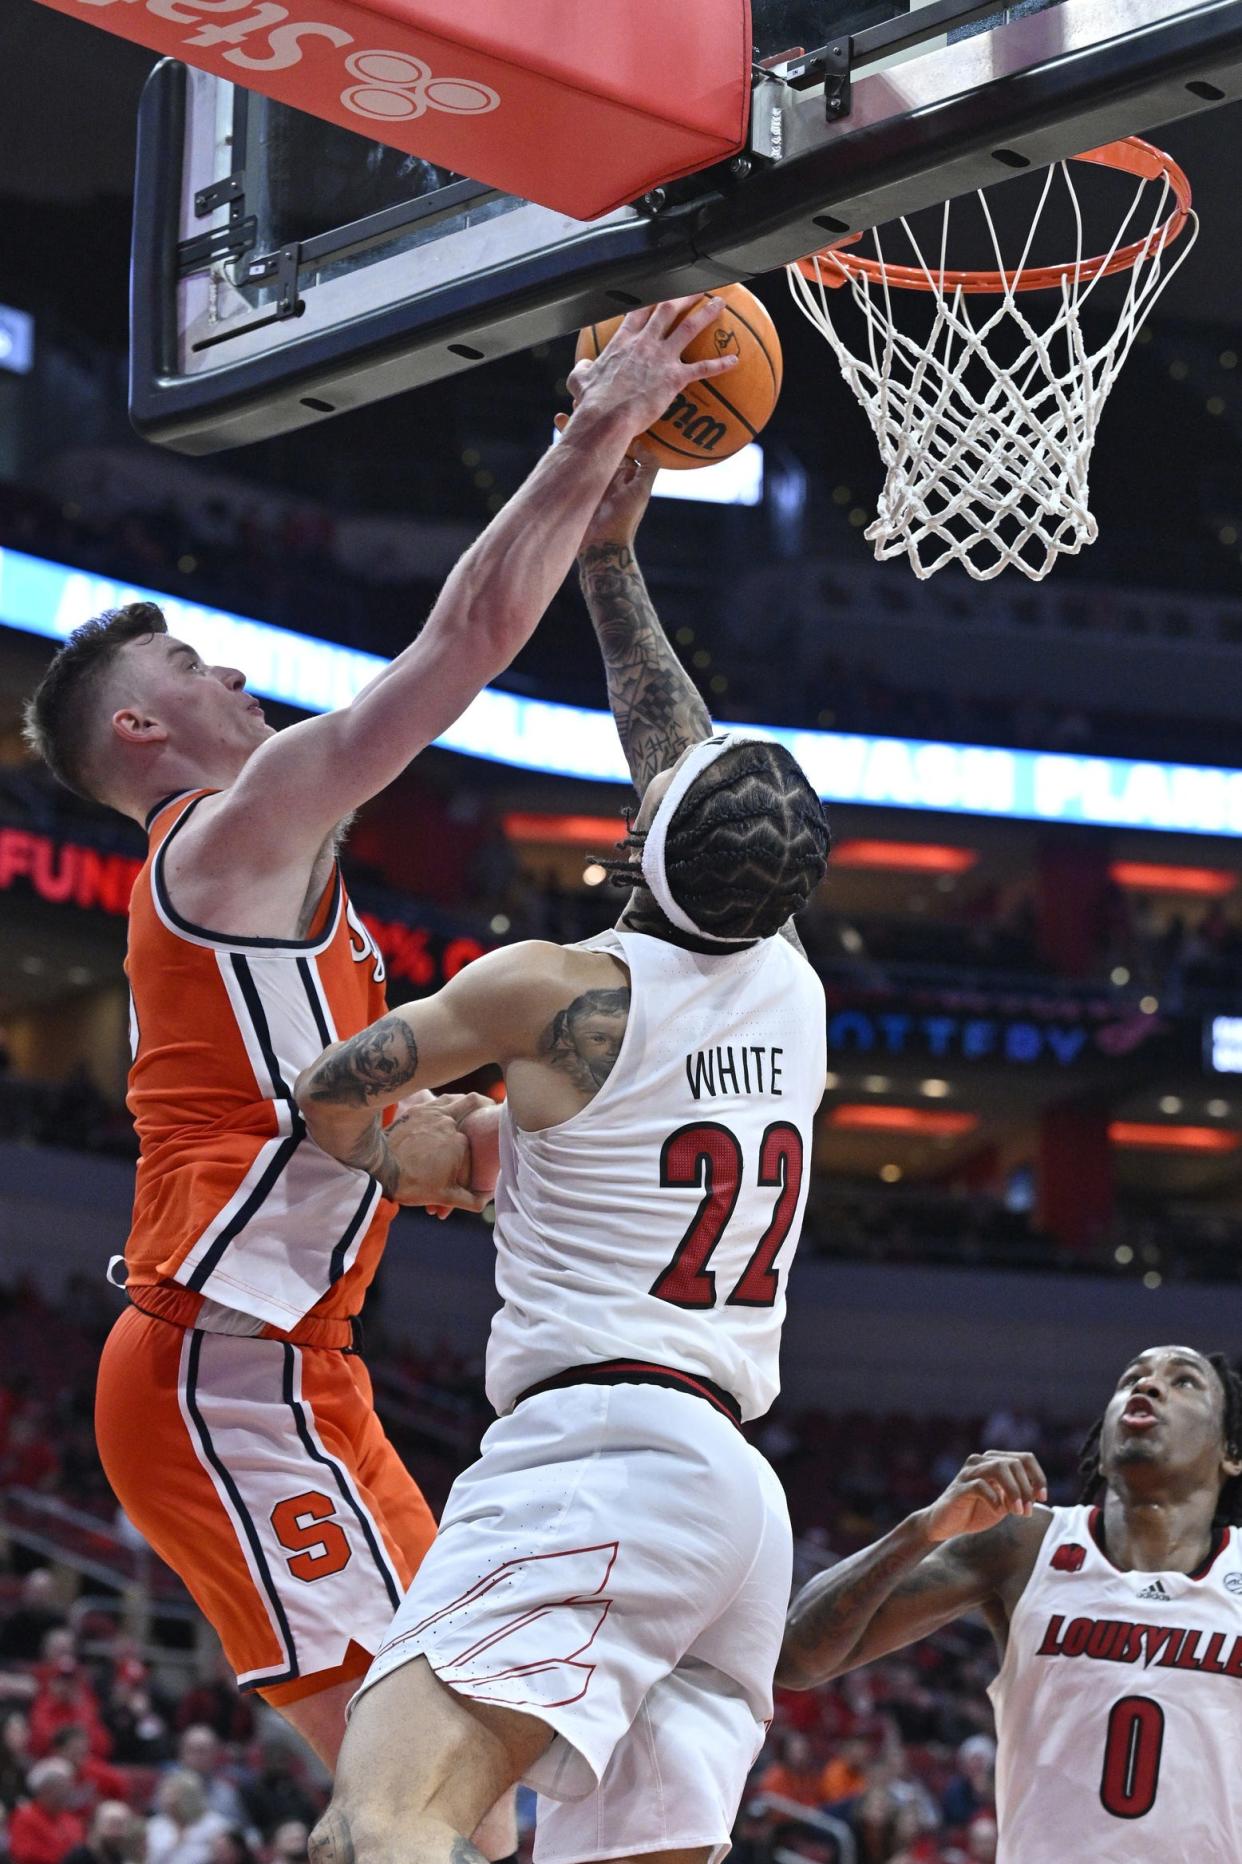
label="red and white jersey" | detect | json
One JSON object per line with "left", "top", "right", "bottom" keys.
{"left": 485, "top": 925, "right": 826, "bottom": 1422}
{"left": 122, "top": 790, "right": 395, "bottom": 1334}
{"left": 989, "top": 1502, "right": 1242, "bottom": 1861}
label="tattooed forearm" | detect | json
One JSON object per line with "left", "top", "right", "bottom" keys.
{"left": 303, "top": 1014, "right": 420, "bottom": 1108}
{"left": 578, "top": 542, "right": 712, "bottom": 795}
{"left": 337, "top": 1115, "right": 400, "bottom": 1199}
{"left": 540, "top": 987, "right": 630, "bottom": 1097}
{"left": 778, "top": 1516, "right": 940, "bottom": 1688}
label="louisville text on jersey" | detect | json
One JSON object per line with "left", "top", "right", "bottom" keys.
{"left": 1036, "top": 1612, "right": 1242, "bottom": 1678}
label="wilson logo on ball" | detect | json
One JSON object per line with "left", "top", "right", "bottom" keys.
{"left": 663, "top": 394, "right": 727, "bottom": 454}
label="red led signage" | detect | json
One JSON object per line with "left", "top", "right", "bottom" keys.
{"left": 0, "top": 826, "right": 488, "bottom": 994}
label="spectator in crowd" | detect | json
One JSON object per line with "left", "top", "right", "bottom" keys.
{"left": 941, "top": 1734, "right": 996, "bottom": 1831}
{"left": 755, "top": 1731, "right": 828, "bottom": 1812}
{"left": 205, "top": 1833, "right": 253, "bottom": 1864}
{"left": 852, "top": 1785, "right": 907, "bottom": 1864}
{"left": 170, "top": 1659, "right": 252, "bottom": 1750}
{"left": 887, "top": 1799, "right": 943, "bottom": 1864}
{"left": 0, "top": 1716, "right": 32, "bottom": 1814}
{"left": 61, "top": 1801, "right": 144, "bottom": 1864}
{"left": 29, "top": 1664, "right": 108, "bottom": 1763}
{"left": 0, "top": 1414, "right": 60, "bottom": 1494}
{"left": 166, "top": 1734, "right": 242, "bottom": 1830}
{"left": 144, "top": 1775, "right": 227, "bottom": 1864}
{"left": 101, "top": 1683, "right": 170, "bottom": 1771}
{"left": 819, "top": 1733, "right": 871, "bottom": 1806}
{"left": 46, "top": 1731, "right": 127, "bottom": 1821}
{"left": 265, "top": 1824, "right": 307, "bottom": 1864}
{"left": 237, "top": 1748, "right": 317, "bottom": 1841}
{"left": 8, "top": 1759, "right": 86, "bottom": 1864}
{"left": 0, "top": 1578, "right": 65, "bottom": 1665}
{"left": 965, "top": 1811, "right": 998, "bottom": 1861}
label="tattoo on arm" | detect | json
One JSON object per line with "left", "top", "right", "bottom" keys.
{"left": 578, "top": 542, "right": 712, "bottom": 794}
{"left": 540, "top": 987, "right": 630, "bottom": 1096}
{"left": 337, "top": 1116, "right": 401, "bottom": 1199}
{"left": 304, "top": 1014, "right": 420, "bottom": 1108}
{"left": 781, "top": 1537, "right": 937, "bottom": 1684}
{"left": 781, "top": 1518, "right": 1021, "bottom": 1687}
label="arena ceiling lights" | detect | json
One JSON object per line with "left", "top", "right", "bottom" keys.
{"left": 14, "top": 541, "right": 1242, "bottom": 839}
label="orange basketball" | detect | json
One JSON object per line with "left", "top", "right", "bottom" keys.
{"left": 575, "top": 283, "right": 783, "bottom": 470}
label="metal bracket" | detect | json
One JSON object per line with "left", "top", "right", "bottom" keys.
{"left": 178, "top": 215, "right": 257, "bottom": 274}
{"left": 765, "top": 39, "right": 854, "bottom": 122}
{"left": 239, "top": 243, "right": 302, "bottom": 319}
{"left": 194, "top": 171, "right": 245, "bottom": 217}
{"left": 820, "top": 42, "right": 852, "bottom": 121}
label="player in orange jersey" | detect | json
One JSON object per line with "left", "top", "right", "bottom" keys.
{"left": 20, "top": 299, "right": 739, "bottom": 1801}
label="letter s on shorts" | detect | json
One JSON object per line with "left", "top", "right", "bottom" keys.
{"left": 271, "top": 1490, "right": 353, "bottom": 1581}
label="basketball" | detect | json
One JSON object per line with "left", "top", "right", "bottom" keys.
{"left": 575, "top": 283, "right": 783, "bottom": 470}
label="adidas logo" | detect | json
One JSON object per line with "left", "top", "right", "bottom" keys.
{"left": 1138, "top": 1578, "right": 1170, "bottom": 1600}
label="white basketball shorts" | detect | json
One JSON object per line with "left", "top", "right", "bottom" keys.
{"left": 354, "top": 1380, "right": 792, "bottom": 1863}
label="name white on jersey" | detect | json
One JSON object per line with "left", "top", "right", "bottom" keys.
{"left": 485, "top": 927, "right": 826, "bottom": 1422}
{"left": 989, "top": 1503, "right": 1242, "bottom": 1861}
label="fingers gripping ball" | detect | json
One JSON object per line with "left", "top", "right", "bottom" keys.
{"left": 576, "top": 284, "right": 783, "bottom": 470}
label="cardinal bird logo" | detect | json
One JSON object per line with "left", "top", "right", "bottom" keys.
{"left": 1051, "top": 1543, "right": 1087, "bottom": 1573}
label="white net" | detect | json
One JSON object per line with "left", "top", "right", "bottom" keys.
{"left": 787, "top": 148, "right": 1198, "bottom": 581}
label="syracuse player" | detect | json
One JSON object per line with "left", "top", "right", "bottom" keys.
{"left": 19, "top": 296, "right": 738, "bottom": 1794}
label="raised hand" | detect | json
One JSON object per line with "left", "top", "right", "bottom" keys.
{"left": 568, "top": 296, "right": 738, "bottom": 441}
{"left": 922, "top": 1451, "right": 1049, "bottom": 1542}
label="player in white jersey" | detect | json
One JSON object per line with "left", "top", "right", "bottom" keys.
{"left": 289, "top": 446, "right": 830, "bottom": 1864}
{"left": 778, "top": 1343, "right": 1242, "bottom": 1861}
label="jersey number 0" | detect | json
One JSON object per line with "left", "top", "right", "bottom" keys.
{"left": 1099, "top": 1696, "right": 1164, "bottom": 1819}
{"left": 650, "top": 1121, "right": 804, "bottom": 1310}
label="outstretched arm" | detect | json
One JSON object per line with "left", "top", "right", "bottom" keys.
{"left": 778, "top": 1451, "right": 1049, "bottom": 1689}
{"left": 217, "top": 300, "right": 738, "bottom": 858}
{"left": 575, "top": 449, "right": 712, "bottom": 797}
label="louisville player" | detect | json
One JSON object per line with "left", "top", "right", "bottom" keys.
{"left": 779, "top": 1343, "right": 1242, "bottom": 1861}
{"left": 19, "top": 295, "right": 738, "bottom": 1797}
{"left": 295, "top": 724, "right": 831, "bottom": 1864}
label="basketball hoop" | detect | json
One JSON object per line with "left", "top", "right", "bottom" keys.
{"left": 788, "top": 139, "right": 1197, "bottom": 581}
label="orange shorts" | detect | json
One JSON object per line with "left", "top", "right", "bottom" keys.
{"left": 96, "top": 1306, "right": 436, "bottom": 1698}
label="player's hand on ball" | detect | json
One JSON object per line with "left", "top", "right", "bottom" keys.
{"left": 567, "top": 296, "right": 738, "bottom": 437}
{"left": 922, "top": 1451, "right": 1049, "bottom": 1541}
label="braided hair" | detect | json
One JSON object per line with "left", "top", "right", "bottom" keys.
{"left": 606, "top": 741, "right": 831, "bottom": 941}
{"left": 1077, "top": 1351, "right": 1242, "bottom": 1530}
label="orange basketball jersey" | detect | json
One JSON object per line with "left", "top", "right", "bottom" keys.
{"left": 122, "top": 790, "right": 396, "bottom": 1334}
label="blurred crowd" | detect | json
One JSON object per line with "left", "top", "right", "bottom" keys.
{"left": 0, "top": 1596, "right": 328, "bottom": 1864}
{"left": 7, "top": 469, "right": 1242, "bottom": 771}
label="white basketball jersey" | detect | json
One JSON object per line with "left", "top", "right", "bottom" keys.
{"left": 989, "top": 1502, "right": 1242, "bottom": 1861}
{"left": 485, "top": 926, "right": 826, "bottom": 1422}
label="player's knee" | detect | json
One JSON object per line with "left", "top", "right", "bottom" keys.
{"left": 308, "top": 1804, "right": 352, "bottom": 1864}
{"left": 308, "top": 1802, "right": 403, "bottom": 1864}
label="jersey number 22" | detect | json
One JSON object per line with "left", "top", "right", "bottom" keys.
{"left": 650, "top": 1121, "right": 803, "bottom": 1310}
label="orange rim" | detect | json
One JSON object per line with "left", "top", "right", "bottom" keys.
{"left": 794, "top": 137, "right": 1193, "bottom": 295}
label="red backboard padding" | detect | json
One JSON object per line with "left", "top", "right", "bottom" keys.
{"left": 35, "top": 0, "right": 752, "bottom": 221}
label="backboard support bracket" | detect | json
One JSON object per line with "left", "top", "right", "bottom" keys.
{"left": 131, "top": 0, "right": 1242, "bottom": 453}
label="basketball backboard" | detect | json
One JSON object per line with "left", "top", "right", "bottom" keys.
{"left": 129, "top": 0, "right": 1242, "bottom": 453}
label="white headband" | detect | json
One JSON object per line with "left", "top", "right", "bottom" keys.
{"left": 639, "top": 731, "right": 772, "bottom": 942}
